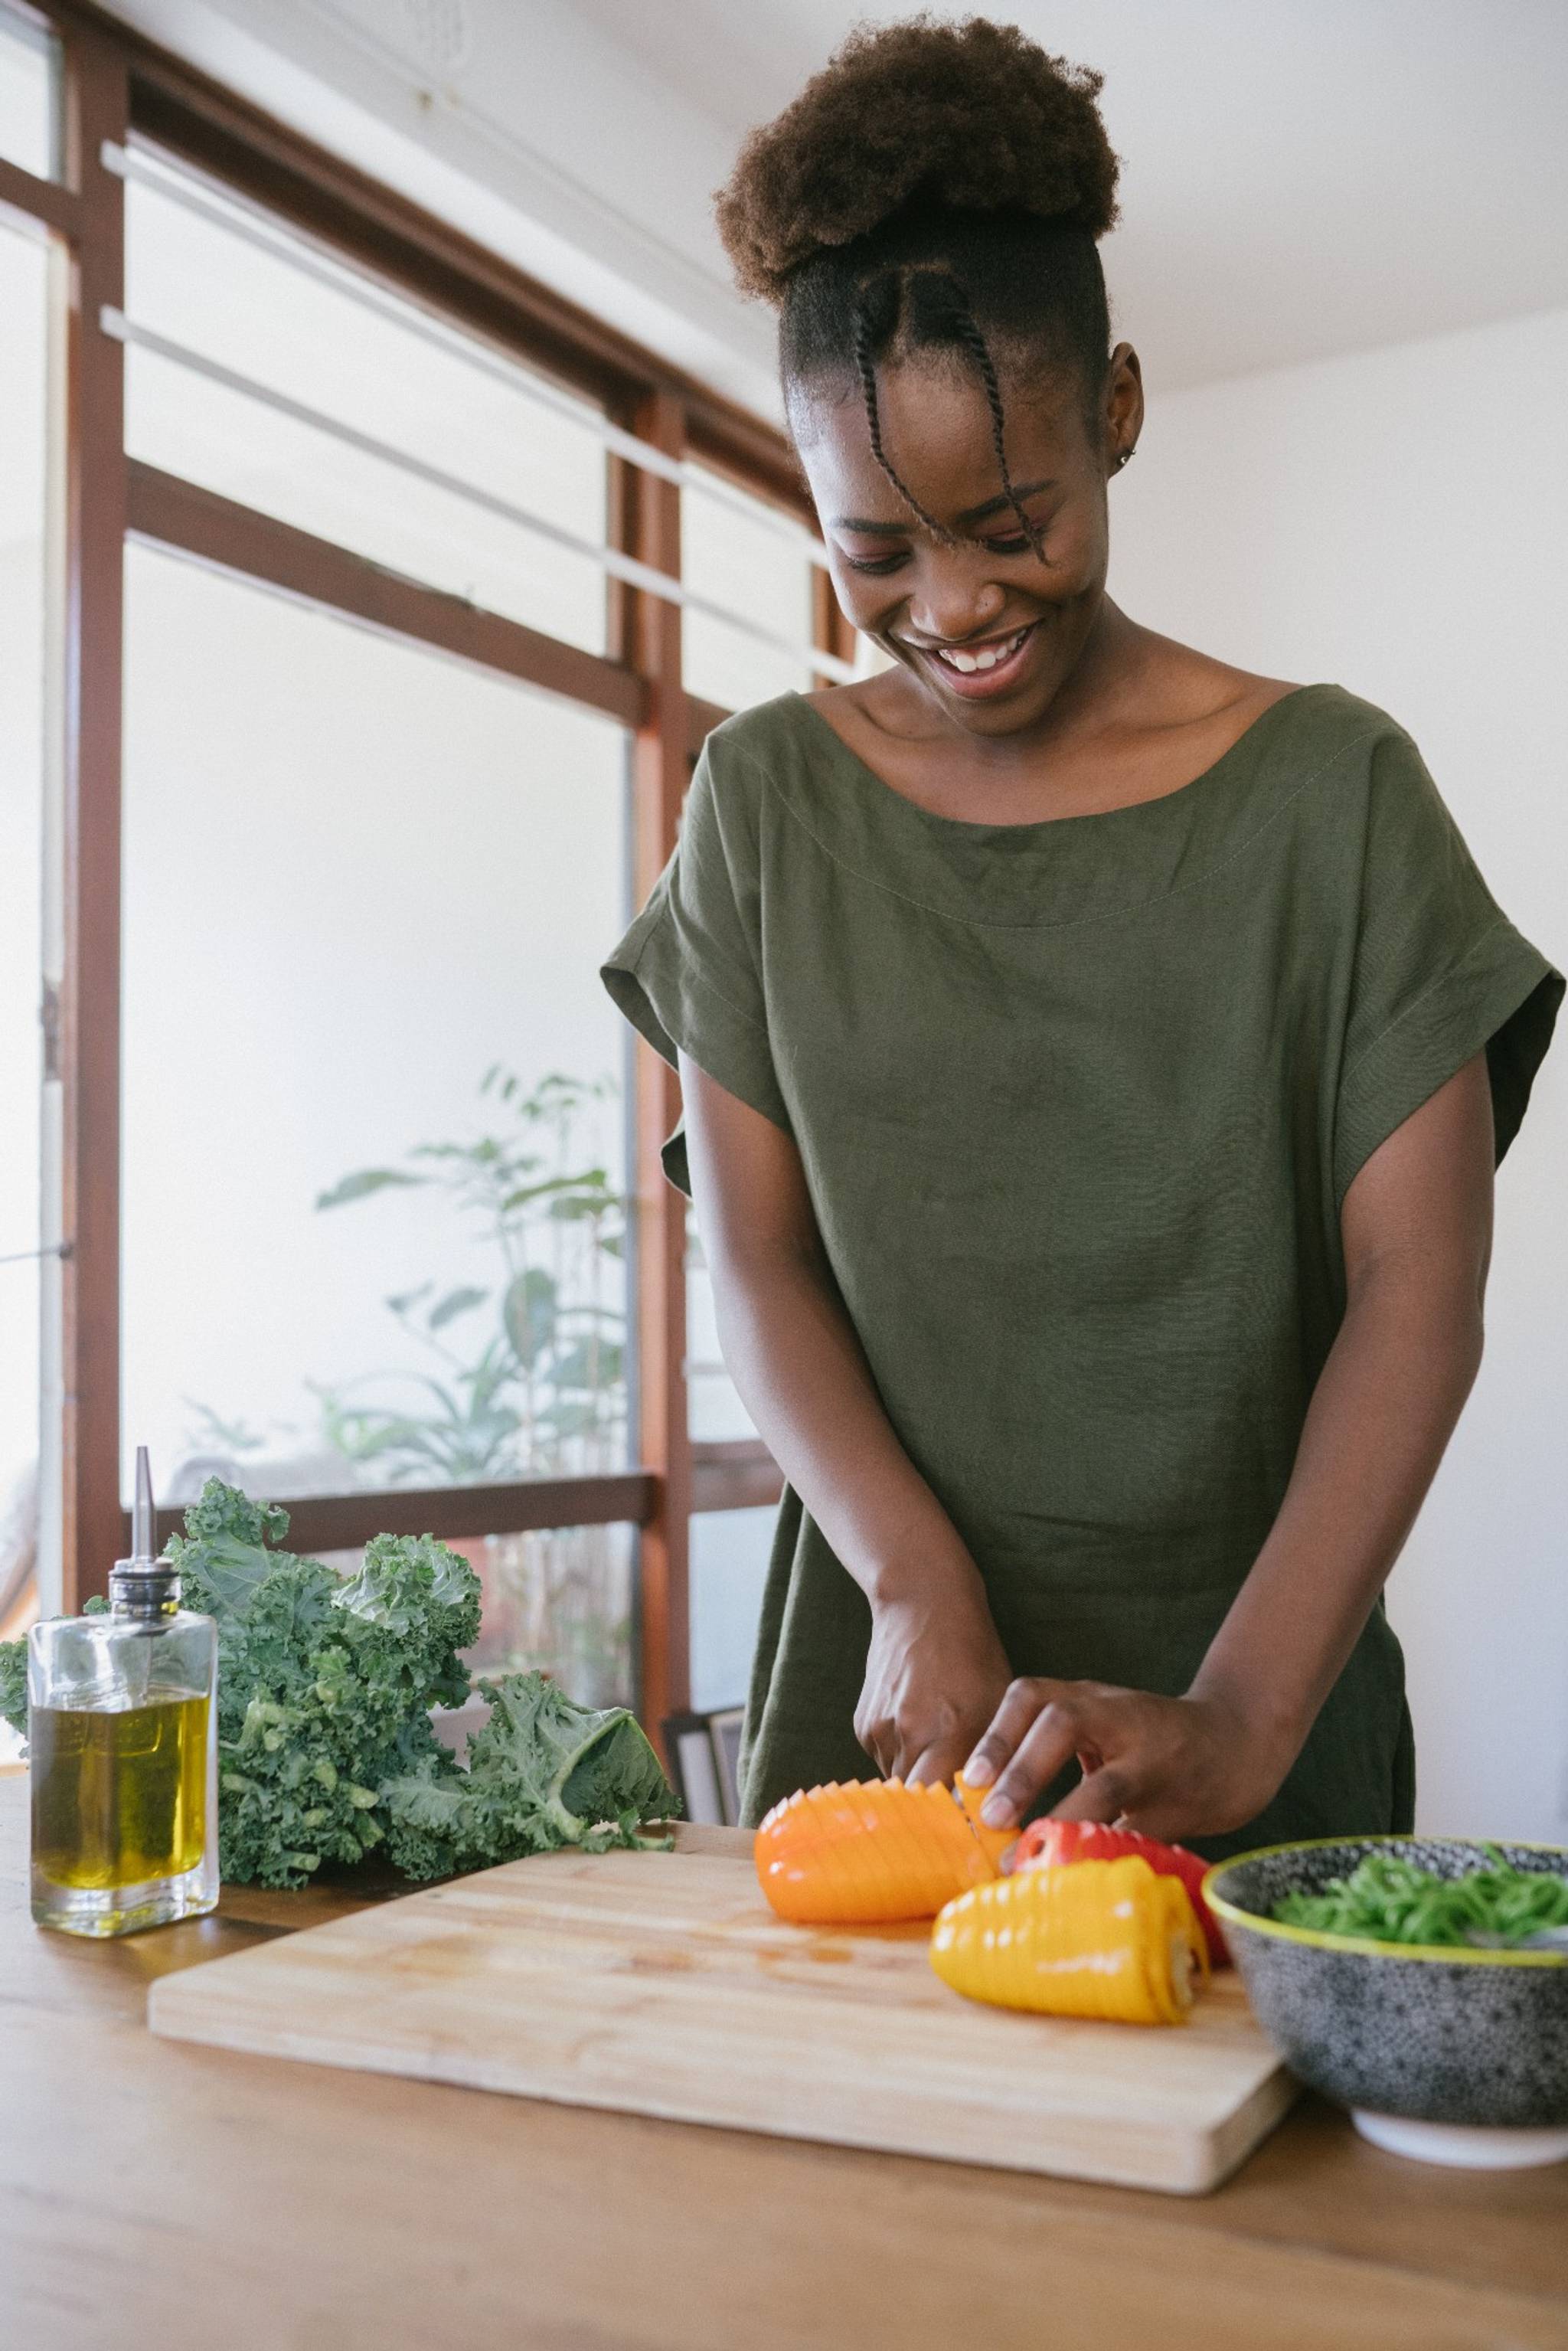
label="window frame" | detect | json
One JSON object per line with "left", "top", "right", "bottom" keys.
{"left": 9, "top": 0, "right": 856, "bottom": 1736}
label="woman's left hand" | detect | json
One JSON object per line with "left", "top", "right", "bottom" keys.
{"left": 961, "top": 1677, "right": 1296, "bottom": 1845}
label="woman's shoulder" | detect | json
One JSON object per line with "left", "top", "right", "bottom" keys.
{"left": 1229, "top": 682, "right": 1472, "bottom": 924}
{"left": 1134, "top": 635, "right": 1409, "bottom": 779}
{"left": 694, "top": 692, "right": 813, "bottom": 783}
{"left": 1138, "top": 640, "right": 1444, "bottom": 869}
{"left": 678, "top": 695, "right": 818, "bottom": 881}
{"left": 1141, "top": 630, "right": 1425, "bottom": 811}
{"left": 1259, "top": 680, "right": 1416, "bottom": 764}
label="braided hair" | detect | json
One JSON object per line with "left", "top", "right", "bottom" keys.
{"left": 851, "top": 260, "right": 1052, "bottom": 554}
{"left": 714, "top": 18, "right": 1120, "bottom": 548}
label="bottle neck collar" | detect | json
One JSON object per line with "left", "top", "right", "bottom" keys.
{"left": 109, "top": 1561, "right": 181, "bottom": 1620}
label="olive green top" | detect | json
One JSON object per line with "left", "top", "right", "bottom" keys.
{"left": 603, "top": 685, "right": 1560, "bottom": 1852}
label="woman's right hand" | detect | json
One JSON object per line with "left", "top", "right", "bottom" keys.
{"left": 856, "top": 1578, "right": 1013, "bottom": 1786}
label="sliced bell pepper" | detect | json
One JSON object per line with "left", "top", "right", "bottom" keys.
{"left": 931, "top": 1855, "right": 1209, "bottom": 2025}
{"left": 1011, "top": 1817, "right": 1229, "bottom": 1966}
{"left": 755, "top": 1776, "right": 1010, "bottom": 1924}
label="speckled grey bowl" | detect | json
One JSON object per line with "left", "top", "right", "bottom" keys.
{"left": 1205, "top": 1838, "right": 1568, "bottom": 2137}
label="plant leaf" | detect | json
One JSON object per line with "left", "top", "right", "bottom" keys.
{"left": 503, "top": 1267, "right": 557, "bottom": 1368}
{"left": 316, "top": 1169, "right": 426, "bottom": 1210}
{"left": 427, "top": 1285, "right": 488, "bottom": 1332}
{"left": 498, "top": 1174, "right": 588, "bottom": 1212}
{"left": 549, "top": 1339, "right": 623, "bottom": 1390}
{"left": 548, "top": 1190, "right": 616, "bottom": 1223}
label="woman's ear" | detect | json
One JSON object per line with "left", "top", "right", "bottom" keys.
{"left": 1104, "top": 343, "right": 1145, "bottom": 476}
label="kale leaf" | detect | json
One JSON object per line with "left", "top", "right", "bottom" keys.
{"left": 381, "top": 1670, "right": 675, "bottom": 1878}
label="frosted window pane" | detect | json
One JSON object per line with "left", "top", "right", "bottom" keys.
{"left": 125, "top": 151, "right": 608, "bottom": 654}
{"left": 462, "top": 1521, "right": 635, "bottom": 1711}
{"left": 0, "top": 5, "right": 57, "bottom": 181}
{"left": 122, "top": 546, "right": 631, "bottom": 1507}
{"left": 682, "top": 464, "right": 816, "bottom": 711}
{"left": 690, "top": 1507, "right": 776, "bottom": 1715}
{"left": 0, "top": 219, "right": 48, "bottom": 1640}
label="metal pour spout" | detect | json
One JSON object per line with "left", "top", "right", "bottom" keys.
{"left": 131, "top": 1445, "right": 156, "bottom": 1565}
{"left": 110, "top": 1445, "right": 180, "bottom": 1619}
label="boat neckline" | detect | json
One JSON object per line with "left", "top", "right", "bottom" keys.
{"left": 782, "top": 681, "right": 1334, "bottom": 840}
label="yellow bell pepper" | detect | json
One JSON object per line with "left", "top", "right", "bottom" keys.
{"left": 930, "top": 1855, "right": 1209, "bottom": 2025}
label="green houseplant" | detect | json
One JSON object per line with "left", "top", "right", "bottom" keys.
{"left": 312, "top": 1068, "right": 632, "bottom": 1705}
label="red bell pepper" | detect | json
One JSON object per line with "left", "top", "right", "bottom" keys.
{"left": 1010, "top": 1818, "right": 1229, "bottom": 1967}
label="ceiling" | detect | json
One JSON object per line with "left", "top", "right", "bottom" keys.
{"left": 103, "top": 0, "right": 1568, "bottom": 423}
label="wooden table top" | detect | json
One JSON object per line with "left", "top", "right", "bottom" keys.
{"left": 5, "top": 1768, "right": 1568, "bottom": 2351}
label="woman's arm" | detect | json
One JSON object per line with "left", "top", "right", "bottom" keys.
{"left": 964, "top": 1052, "right": 1495, "bottom": 1839}
{"left": 680, "top": 1054, "right": 1011, "bottom": 1784}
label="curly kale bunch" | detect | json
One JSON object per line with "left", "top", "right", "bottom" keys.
{"left": 166, "top": 1484, "right": 481, "bottom": 1885}
{"left": 1, "top": 1481, "right": 673, "bottom": 1890}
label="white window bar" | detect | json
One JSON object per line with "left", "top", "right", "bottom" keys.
{"left": 104, "top": 139, "right": 837, "bottom": 574}
{"left": 103, "top": 307, "right": 858, "bottom": 684}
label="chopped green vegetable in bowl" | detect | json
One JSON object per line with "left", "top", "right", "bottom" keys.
{"left": 0, "top": 1480, "right": 675, "bottom": 1888}
{"left": 1206, "top": 1836, "right": 1568, "bottom": 2137}
{"left": 1274, "top": 1849, "right": 1568, "bottom": 1949}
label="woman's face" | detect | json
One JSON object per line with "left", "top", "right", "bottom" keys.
{"left": 792, "top": 344, "right": 1142, "bottom": 740}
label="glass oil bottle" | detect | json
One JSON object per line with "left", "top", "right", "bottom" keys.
{"left": 28, "top": 1449, "right": 218, "bottom": 1937}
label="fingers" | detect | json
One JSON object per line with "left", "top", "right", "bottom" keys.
{"left": 904, "top": 1732, "right": 975, "bottom": 1789}
{"left": 864, "top": 1705, "right": 982, "bottom": 1787}
{"left": 965, "top": 1679, "right": 1089, "bottom": 1829}
{"left": 962, "top": 1679, "right": 1061, "bottom": 1788}
{"left": 1050, "top": 1764, "right": 1133, "bottom": 1825}
{"left": 933, "top": 1681, "right": 1238, "bottom": 1842}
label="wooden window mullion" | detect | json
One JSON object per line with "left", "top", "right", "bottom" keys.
{"left": 0, "top": 152, "right": 81, "bottom": 237}
{"left": 126, "top": 463, "right": 647, "bottom": 728}
{"left": 121, "top": 1474, "right": 658, "bottom": 1561}
{"left": 627, "top": 391, "right": 691, "bottom": 1738}
{"left": 58, "top": 18, "right": 128, "bottom": 1607}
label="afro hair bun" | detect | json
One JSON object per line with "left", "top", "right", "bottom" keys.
{"left": 715, "top": 15, "right": 1119, "bottom": 306}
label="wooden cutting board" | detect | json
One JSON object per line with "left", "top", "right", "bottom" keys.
{"left": 148, "top": 1837, "right": 1295, "bottom": 2193}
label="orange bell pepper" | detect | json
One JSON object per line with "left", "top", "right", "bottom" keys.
{"left": 755, "top": 1776, "right": 1011, "bottom": 1924}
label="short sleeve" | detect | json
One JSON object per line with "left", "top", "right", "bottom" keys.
{"left": 1332, "top": 729, "right": 1562, "bottom": 1205}
{"left": 602, "top": 733, "right": 791, "bottom": 1193}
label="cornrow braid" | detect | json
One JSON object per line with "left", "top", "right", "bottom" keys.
{"left": 939, "top": 287, "right": 1048, "bottom": 561}
{"left": 851, "top": 294, "right": 952, "bottom": 544}
{"left": 851, "top": 265, "right": 1048, "bottom": 561}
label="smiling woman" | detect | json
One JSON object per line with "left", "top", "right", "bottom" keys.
{"left": 603, "top": 16, "right": 1561, "bottom": 1850}
{"left": 717, "top": 15, "right": 1130, "bottom": 770}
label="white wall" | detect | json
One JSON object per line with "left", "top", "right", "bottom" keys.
{"left": 1111, "top": 305, "right": 1568, "bottom": 1842}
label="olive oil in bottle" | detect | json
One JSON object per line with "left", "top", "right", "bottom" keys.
{"left": 28, "top": 1449, "right": 218, "bottom": 1937}
{"left": 30, "top": 1693, "right": 211, "bottom": 1888}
